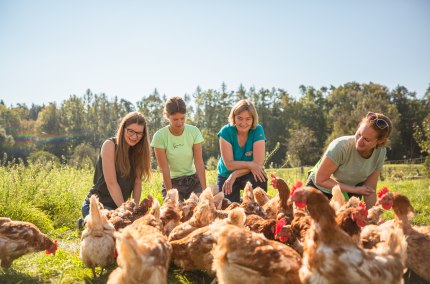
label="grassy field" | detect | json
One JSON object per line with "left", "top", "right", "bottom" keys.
{"left": 0, "top": 162, "right": 429, "bottom": 283}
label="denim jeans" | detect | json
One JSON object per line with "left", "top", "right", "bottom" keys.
{"left": 81, "top": 198, "right": 114, "bottom": 218}
{"left": 217, "top": 172, "right": 268, "bottom": 203}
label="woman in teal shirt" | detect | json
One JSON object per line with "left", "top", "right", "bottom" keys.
{"left": 217, "top": 99, "right": 267, "bottom": 203}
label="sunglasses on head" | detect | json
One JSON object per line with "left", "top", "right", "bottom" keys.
{"left": 366, "top": 112, "right": 388, "bottom": 130}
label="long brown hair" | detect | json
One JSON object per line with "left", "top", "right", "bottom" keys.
{"left": 115, "top": 111, "right": 151, "bottom": 181}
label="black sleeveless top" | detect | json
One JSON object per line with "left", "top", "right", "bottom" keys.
{"left": 86, "top": 137, "right": 135, "bottom": 209}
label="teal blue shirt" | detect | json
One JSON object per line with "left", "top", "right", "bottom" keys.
{"left": 217, "top": 124, "right": 266, "bottom": 177}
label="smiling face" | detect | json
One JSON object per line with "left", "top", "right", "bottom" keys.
{"left": 234, "top": 110, "right": 253, "bottom": 133}
{"left": 354, "top": 123, "right": 383, "bottom": 157}
{"left": 124, "top": 123, "right": 145, "bottom": 147}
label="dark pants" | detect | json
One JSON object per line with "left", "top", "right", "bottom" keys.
{"left": 305, "top": 177, "right": 363, "bottom": 200}
{"left": 217, "top": 172, "right": 268, "bottom": 203}
{"left": 81, "top": 198, "right": 114, "bottom": 219}
{"left": 162, "top": 173, "right": 202, "bottom": 201}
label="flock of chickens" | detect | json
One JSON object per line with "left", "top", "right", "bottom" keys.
{"left": 1, "top": 174, "right": 430, "bottom": 284}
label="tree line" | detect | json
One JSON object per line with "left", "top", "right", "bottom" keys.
{"left": 1, "top": 82, "right": 430, "bottom": 170}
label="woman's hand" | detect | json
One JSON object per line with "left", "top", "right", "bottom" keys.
{"left": 249, "top": 161, "right": 267, "bottom": 183}
{"left": 222, "top": 174, "right": 237, "bottom": 195}
{"left": 355, "top": 185, "right": 375, "bottom": 196}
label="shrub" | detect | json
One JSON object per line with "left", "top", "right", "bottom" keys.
{"left": 69, "top": 143, "right": 98, "bottom": 168}
{"left": 28, "top": 150, "right": 60, "bottom": 168}
{"left": 206, "top": 156, "right": 219, "bottom": 170}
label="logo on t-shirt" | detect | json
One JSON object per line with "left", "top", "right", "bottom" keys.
{"left": 245, "top": 151, "right": 253, "bottom": 157}
{"left": 173, "top": 143, "right": 184, "bottom": 149}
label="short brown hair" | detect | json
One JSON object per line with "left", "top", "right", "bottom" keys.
{"left": 228, "top": 99, "right": 259, "bottom": 129}
{"left": 115, "top": 111, "right": 151, "bottom": 181}
{"left": 164, "top": 96, "right": 186, "bottom": 115}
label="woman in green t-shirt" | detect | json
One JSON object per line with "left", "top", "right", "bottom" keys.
{"left": 151, "top": 96, "right": 206, "bottom": 201}
{"left": 307, "top": 112, "right": 393, "bottom": 208}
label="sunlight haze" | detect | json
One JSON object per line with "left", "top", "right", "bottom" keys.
{"left": 0, "top": 0, "right": 429, "bottom": 106}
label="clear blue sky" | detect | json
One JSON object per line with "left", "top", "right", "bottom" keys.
{"left": 1, "top": 0, "right": 429, "bottom": 106}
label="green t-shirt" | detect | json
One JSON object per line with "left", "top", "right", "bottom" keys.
{"left": 217, "top": 124, "right": 266, "bottom": 177}
{"left": 151, "top": 124, "right": 204, "bottom": 178}
{"left": 309, "top": 135, "right": 386, "bottom": 194}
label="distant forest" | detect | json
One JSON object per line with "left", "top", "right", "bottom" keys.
{"left": 1, "top": 82, "right": 430, "bottom": 169}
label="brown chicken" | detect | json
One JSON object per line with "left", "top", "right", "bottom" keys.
{"left": 244, "top": 214, "right": 277, "bottom": 240}
{"left": 291, "top": 186, "right": 406, "bottom": 284}
{"left": 360, "top": 188, "right": 398, "bottom": 250}
{"left": 108, "top": 199, "right": 172, "bottom": 284}
{"left": 178, "top": 192, "right": 199, "bottom": 222}
{"left": 391, "top": 193, "right": 430, "bottom": 282}
{"left": 0, "top": 217, "right": 57, "bottom": 268}
{"left": 168, "top": 187, "right": 217, "bottom": 241}
{"left": 238, "top": 181, "right": 266, "bottom": 217}
{"left": 169, "top": 207, "right": 246, "bottom": 274}
{"left": 335, "top": 201, "right": 368, "bottom": 243}
{"left": 128, "top": 198, "right": 164, "bottom": 234}
{"left": 270, "top": 174, "right": 294, "bottom": 222}
{"left": 367, "top": 186, "right": 394, "bottom": 225}
{"left": 212, "top": 224, "right": 302, "bottom": 284}
{"left": 105, "top": 195, "right": 153, "bottom": 230}
{"left": 253, "top": 186, "right": 271, "bottom": 207}
{"left": 160, "top": 188, "right": 182, "bottom": 236}
{"left": 80, "top": 195, "right": 115, "bottom": 278}
{"left": 329, "top": 184, "right": 346, "bottom": 212}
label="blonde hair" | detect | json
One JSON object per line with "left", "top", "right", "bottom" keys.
{"left": 115, "top": 111, "right": 151, "bottom": 181}
{"left": 228, "top": 99, "right": 259, "bottom": 129}
{"left": 360, "top": 112, "right": 393, "bottom": 147}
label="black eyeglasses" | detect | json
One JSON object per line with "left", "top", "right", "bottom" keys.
{"left": 367, "top": 112, "right": 388, "bottom": 130}
{"left": 126, "top": 127, "right": 144, "bottom": 138}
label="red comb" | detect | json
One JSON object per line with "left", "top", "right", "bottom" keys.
{"left": 358, "top": 202, "right": 368, "bottom": 216}
{"left": 290, "top": 181, "right": 303, "bottom": 195}
{"left": 377, "top": 187, "right": 389, "bottom": 198}
{"left": 275, "top": 218, "right": 287, "bottom": 242}
{"left": 291, "top": 181, "right": 306, "bottom": 208}
{"left": 45, "top": 240, "right": 58, "bottom": 254}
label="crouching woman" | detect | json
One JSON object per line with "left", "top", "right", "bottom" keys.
{"left": 81, "top": 111, "right": 152, "bottom": 220}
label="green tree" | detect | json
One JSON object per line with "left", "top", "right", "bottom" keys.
{"left": 136, "top": 89, "right": 165, "bottom": 139}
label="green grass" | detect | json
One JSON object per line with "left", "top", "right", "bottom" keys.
{"left": 0, "top": 163, "right": 429, "bottom": 283}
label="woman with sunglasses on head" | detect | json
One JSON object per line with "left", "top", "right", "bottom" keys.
{"left": 151, "top": 96, "right": 206, "bottom": 201}
{"left": 79, "top": 111, "right": 152, "bottom": 224}
{"left": 306, "top": 112, "right": 392, "bottom": 208}
{"left": 217, "top": 99, "right": 267, "bottom": 203}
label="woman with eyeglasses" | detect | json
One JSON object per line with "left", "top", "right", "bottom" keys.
{"left": 151, "top": 96, "right": 206, "bottom": 201}
{"left": 79, "top": 111, "right": 152, "bottom": 223}
{"left": 306, "top": 112, "right": 392, "bottom": 208}
{"left": 217, "top": 99, "right": 267, "bottom": 203}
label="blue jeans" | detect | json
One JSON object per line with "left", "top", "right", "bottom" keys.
{"left": 81, "top": 198, "right": 114, "bottom": 218}
{"left": 217, "top": 172, "right": 268, "bottom": 203}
